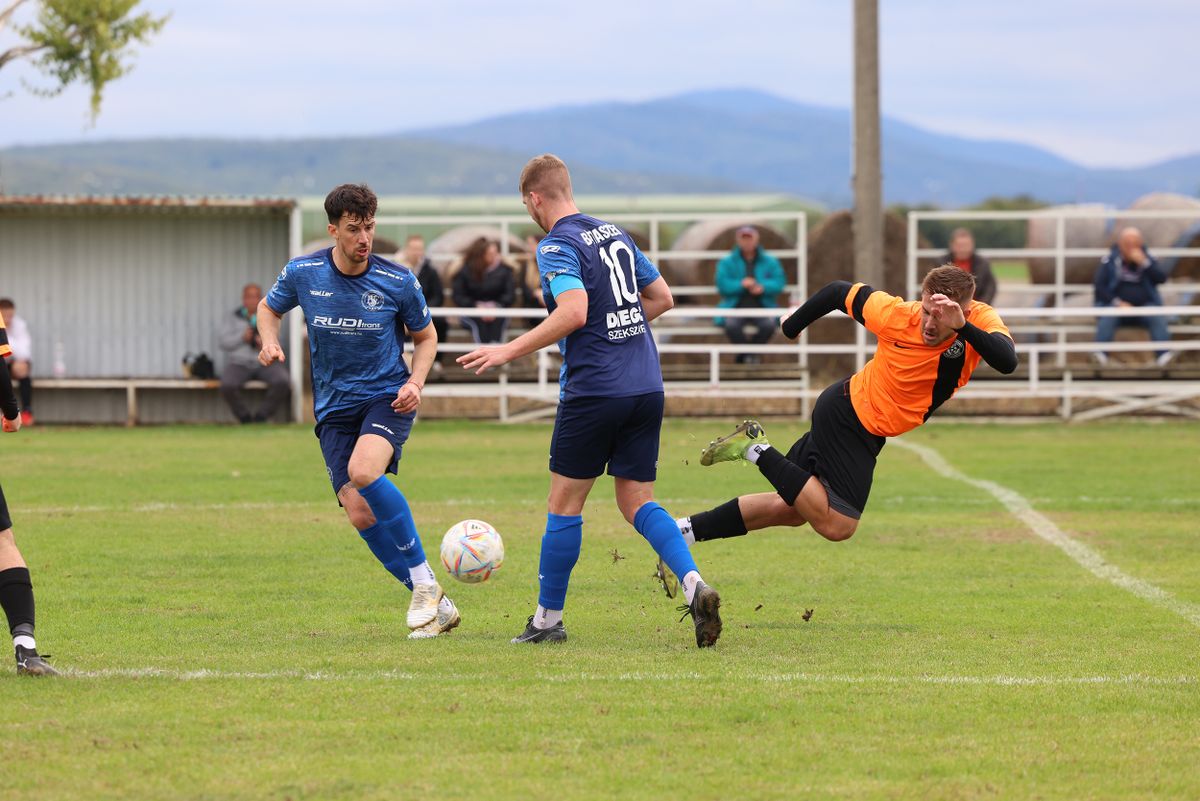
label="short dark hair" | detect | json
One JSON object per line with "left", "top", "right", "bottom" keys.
{"left": 0, "top": 298, "right": 12, "bottom": 310}
{"left": 922, "top": 265, "right": 976, "bottom": 304}
{"left": 324, "top": 184, "right": 378, "bottom": 224}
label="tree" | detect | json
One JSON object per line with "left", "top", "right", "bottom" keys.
{"left": 0, "top": 0, "right": 167, "bottom": 120}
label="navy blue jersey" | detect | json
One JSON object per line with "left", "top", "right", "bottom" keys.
{"left": 265, "top": 248, "right": 432, "bottom": 422}
{"left": 536, "top": 213, "right": 664, "bottom": 400}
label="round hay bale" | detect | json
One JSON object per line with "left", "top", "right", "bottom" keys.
{"left": 425, "top": 225, "right": 527, "bottom": 278}
{"left": 803, "top": 210, "right": 934, "bottom": 378}
{"left": 667, "top": 221, "right": 796, "bottom": 299}
{"left": 1167, "top": 221, "right": 1200, "bottom": 281}
{"left": 1026, "top": 204, "right": 1114, "bottom": 285}
{"left": 1114, "top": 192, "right": 1200, "bottom": 260}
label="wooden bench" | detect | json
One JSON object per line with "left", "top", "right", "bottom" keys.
{"left": 32, "top": 378, "right": 267, "bottom": 426}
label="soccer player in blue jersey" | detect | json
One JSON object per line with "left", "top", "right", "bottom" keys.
{"left": 257, "top": 184, "right": 459, "bottom": 639}
{"left": 458, "top": 155, "right": 722, "bottom": 647}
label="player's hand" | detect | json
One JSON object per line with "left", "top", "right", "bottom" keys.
{"left": 929, "top": 293, "right": 966, "bottom": 330}
{"left": 392, "top": 382, "right": 422, "bottom": 414}
{"left": 2, "top": 414, "right": 21, "bottom": 433}
{"left": 457, "top": 344, "right": 513, "bottom": 375}
{"left": 259, "top": 343, "right": 285, "bottom": 366}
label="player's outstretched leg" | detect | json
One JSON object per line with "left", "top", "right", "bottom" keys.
{"left": 1, "top": 564, "right": 57, "bottom": 677}
{"left": 356, "top": 475, "right": 447, "bottom": 631}
{"left": 699, "top": 419, "right": 768, "bottom": 466}
{"left": 512, "top": 513, "right": 580, "bottom": 644}
{"left": 631, "top": 501, "right": 721, "bottom": 648}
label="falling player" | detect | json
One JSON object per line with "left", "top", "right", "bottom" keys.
{"left": 680, "top": 266, "right": 1017, "bottom": 547}
{"left": 458, "top": 154, "right": 723, "bottom": 647}
{"left": 257, "top": 184, "right": 459, "bottom": 639}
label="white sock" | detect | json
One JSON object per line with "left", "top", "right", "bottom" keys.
{"left": 534, "top": 605, "right": 563, "bottom": 629}
{"left": 438, "top": 595, "right": 454, "bottom": 613}
{"left": 408, "top": 561, "right": 437, "bottom": 586}
{"left": 677, "top": 516, "right": 695, "bottom": 546}
{"left": 681, "top": 571, "right": 703, "bottom": 605}
{"left": 13, "top": 634, "right": 35, "bottom": 651}
{"left": 745, "top": 442, "right": 770, "bottom": 464}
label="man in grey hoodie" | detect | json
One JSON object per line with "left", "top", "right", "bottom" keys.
{"left": 219, "top": 283, "right": 292, "bottom": 422}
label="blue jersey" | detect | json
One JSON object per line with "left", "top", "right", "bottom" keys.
{"left": 537, "top": 213, "right": 663, "bottom": 400}
{"left": 265, "top": 248, "right": 432, "bottom": 422}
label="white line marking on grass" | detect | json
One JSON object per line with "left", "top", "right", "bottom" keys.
{"left": 60, "top": 667, "right": 1197, "bottom": 686}
{"left": 893, "top": 438, "right": 1200, "bottom": 629}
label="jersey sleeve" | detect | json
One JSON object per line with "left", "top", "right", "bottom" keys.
{"left": 853, "top": 287, "right": 907, "bottom": 339}
{"left": 969, "top": 303, "right": 1011, "bottom": 338}
{"left": 633, "top": 245, "right": 661, "bottom": 289}
{"left": 537, "top": 239, "right": 584, "bottom": 298}
{"left": 400, "top": 278, "right": 433, "bottom": 333}
{"left": 0, "top": 316, "right": 10, "bottom": 359}
{"left": 265, "top": 263, "right": 299, "bottom": 315}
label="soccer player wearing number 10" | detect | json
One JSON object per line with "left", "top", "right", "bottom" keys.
{"left": 458, "top": 154, "right": 722, "bottom": 647}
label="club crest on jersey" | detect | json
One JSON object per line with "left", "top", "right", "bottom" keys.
{"left": 943, "top": 340, "right": 965, "bottom": 359}
{"left": 361, "top": 290, "right": 385, "bottom": 312}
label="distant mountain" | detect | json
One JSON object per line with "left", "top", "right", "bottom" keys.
{"left": 3, "top": 89, "right": 1197, "bottom": 205}
{"left": 0, "top": 137, "right": 744, "bottom": 196}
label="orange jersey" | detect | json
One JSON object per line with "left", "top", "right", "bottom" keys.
{"left": 0, "top": 314, "right": 10, "bottom": 359}
{"left": 844, "top": 284, "right": 1011, "bottom": 437}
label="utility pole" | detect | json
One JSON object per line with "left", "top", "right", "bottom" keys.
{"left": 853, "top": 0, "right": 884, "bottom": 289}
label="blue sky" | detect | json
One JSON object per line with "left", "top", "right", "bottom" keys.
{"left": 0, "top": 0, "right": 1195, "bottom": 167}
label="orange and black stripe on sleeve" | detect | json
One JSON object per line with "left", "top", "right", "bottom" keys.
{"left": 844, "top": 283, "right": 876, "bottom": 324}
{"left": 0, "top": 321, "right": 10, "bottom": 359}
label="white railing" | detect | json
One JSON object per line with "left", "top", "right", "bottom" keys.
{"left": 412, "top": 304, "right": 1200, "bottom": 422}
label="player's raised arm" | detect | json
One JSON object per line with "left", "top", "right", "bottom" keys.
{"left": 457, "top": 288, "right": 587, "bottom": 375}
{"left": 781, "top": 280, "right": 868, "bottom": 338}
{"left": 256, "top": 299, "right": 286, "bottom": 366}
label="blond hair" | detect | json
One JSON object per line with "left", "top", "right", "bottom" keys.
{"left": 519, "top": 154, "right": 573, "bottom": 200}
{"left": 922, "top": 265, "right": 976, "bottom": 304}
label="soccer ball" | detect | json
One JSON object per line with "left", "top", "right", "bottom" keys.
{"left": 440, "top": 519, "right": 504, "bottom": 584}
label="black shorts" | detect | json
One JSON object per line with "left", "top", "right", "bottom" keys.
{"left": 0, "top": 482, "right": 10, "bottom": 531}
{"left": 785, "top": 378, "right": 885, "bottom": 518}
{"left": 315, "top": 396, "right": 415, "bottom": 500}
{"left": 549, "top": 392, "right": 664, "bottom": 482}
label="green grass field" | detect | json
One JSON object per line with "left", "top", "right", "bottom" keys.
{"left": 1, "top": 420, "right": 1198, "bottom": 800}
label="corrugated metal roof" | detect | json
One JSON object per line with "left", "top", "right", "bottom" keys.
{"left": 0, "top": 195, "right": 296, "bottom": 212}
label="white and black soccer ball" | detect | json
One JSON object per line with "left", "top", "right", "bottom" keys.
{"left": 440, "top": 519, "right": 504, "bottom": 584}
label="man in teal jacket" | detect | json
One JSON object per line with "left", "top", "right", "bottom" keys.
{"left": 715, "top": 226, "right": 786, "bottom": 363}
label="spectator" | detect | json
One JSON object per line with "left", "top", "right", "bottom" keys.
{"left": 1093, "top": 226, "right": 1172, "bottom": 367}
{"left": 398, "top": 234, "right": 448, "bottom": 368}
{"left": 0, "top": 299, "right": 33, "bottom": 426}
{"left": 715, "top": 226, "right": 786, "bottom": 363}
{"left": 452, "top": 237, "right": 516, "bottom": 344}
{"left": 944, "top": 228, "right": 997, "bottom": 305}
{"left": 516, "top": 233, "right": 548, "bottom": 309}
{"left": 218, "top": 283, "right": 292, "bottom": 423}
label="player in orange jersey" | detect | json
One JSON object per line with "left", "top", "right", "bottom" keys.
{"left": 674, "top": 266, "right": 1017, "bottom": 552}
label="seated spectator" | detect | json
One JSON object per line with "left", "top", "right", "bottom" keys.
{"left": 944, "top": 228, "right": 997, "bottom": 305}
{"left": 398, "top": 234, "right": 447, "bottom": 367}
{"left": 1093, "top": 226, "right": 1171, "bottom": 366}
{"left": 219, "top": 283, "right": 292, "bottom": 423}
{"left": 516, "top": 233, "right": 547, "bottom": 309}
{"left": 0, "top": 299, "right": 33, "bottom": 426}
{"left": 716, "top": 226, "right": 786, "bottom": 363}
{"left": 452, "top": 237, "right": 516, "bottom": 344}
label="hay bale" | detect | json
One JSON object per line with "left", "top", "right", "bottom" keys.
{"left": 803, "top": 210, "right": 934, "bottom": 378}
{"left": 667, "top": 220, "right": 796, "bottom": 296}
{"left": 1026, "top": 204, "right": 1114, "bottom": 286}
{"left": 1167, "top": 222, "right": 1200, "bottom": 281}
{"left": 1114, "top": 193, "right": 1200, "bottom": 251}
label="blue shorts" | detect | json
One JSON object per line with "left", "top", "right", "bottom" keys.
{"left": 549, "top": 392, "right": 664, "bottom": 482}
{"left": 315, "top": 395, "right": 415, "bottom": 499}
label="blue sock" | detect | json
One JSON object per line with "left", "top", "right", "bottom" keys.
{"left": 537, "top": 513, "right": 583, "bottom": 611}
{"left": 358, "top": 522, "right": 413, "bottom": 591}
{"left": 358, "top": 476, "right": 427, "bottom": 569}
{"left": 634, "top": 502, "right": 698, "bottom": 581}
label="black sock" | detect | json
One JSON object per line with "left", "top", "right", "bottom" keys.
{"left": 755, "top": 447, "right": 811, "bottom": 507}
{"left": 690, "top": 498, "right": 748, "bottom": 542}
{"left": 18, "top": 377, "right": 32, "bottom": 411}
{"left": 0, "top": 567, "right": 35, "bottom": 637}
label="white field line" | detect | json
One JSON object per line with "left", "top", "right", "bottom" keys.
{"left": 893, "top": 439, "right": 1200, "bottom": 629}
{"left": 59, "top": 667, "right": 1197, "bottom": 686}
